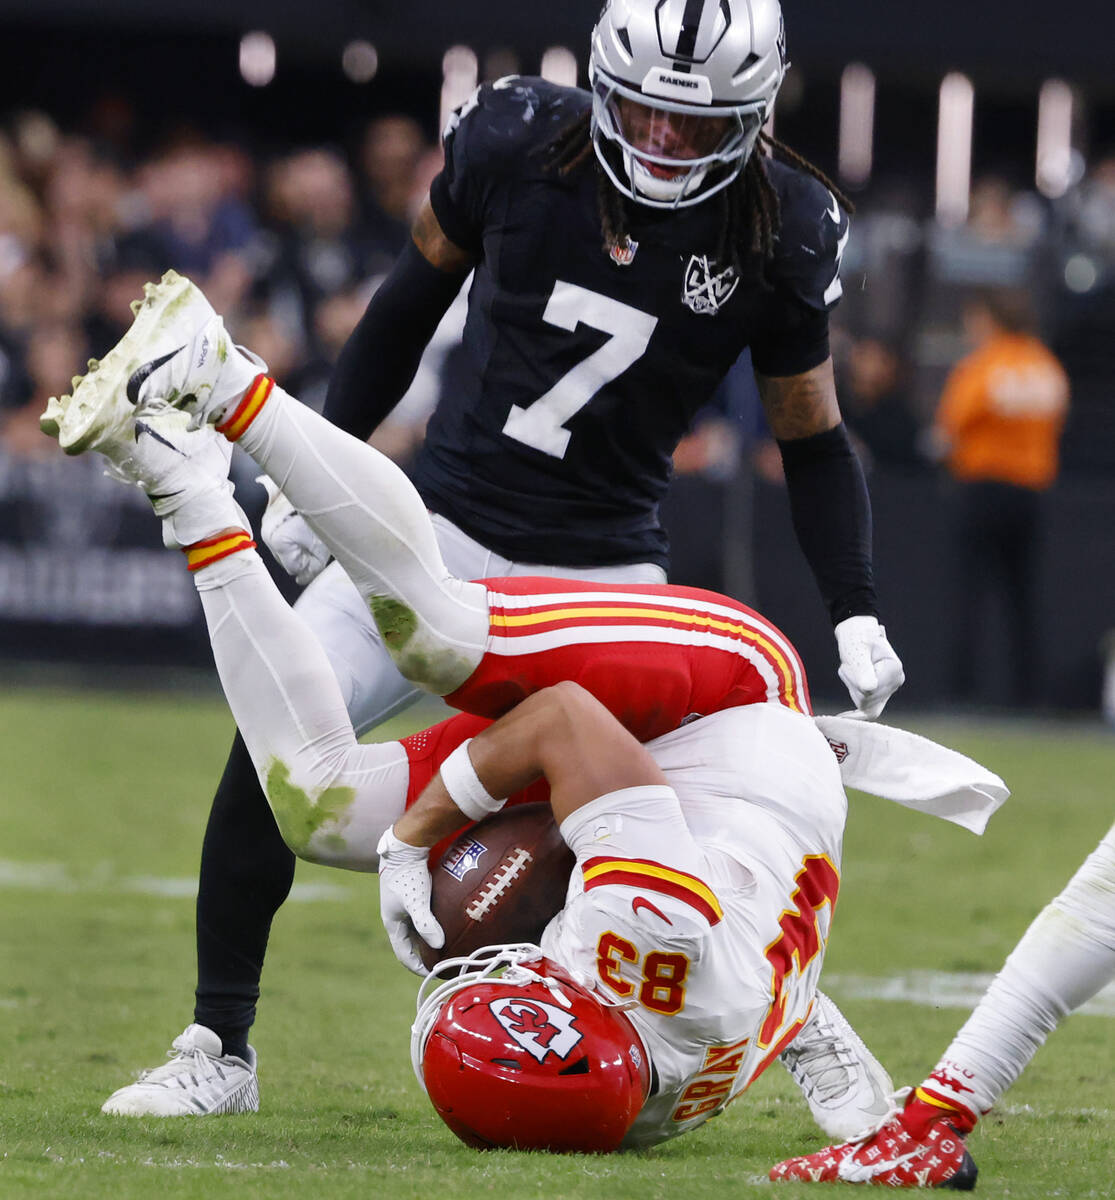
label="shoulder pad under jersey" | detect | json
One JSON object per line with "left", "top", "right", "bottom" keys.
{"left": 442, "top": 76, "right": 591, "bottom": 177}
{"left": 765, "top": 158, "right": 851, "bottom": 312}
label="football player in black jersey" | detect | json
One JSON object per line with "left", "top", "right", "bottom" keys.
{"left": 103, "top": 0, "right": 902, "bottom": 1138}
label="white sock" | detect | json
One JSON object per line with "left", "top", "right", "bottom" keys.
{"left": 923, "top": 823, "right": 1115, "bottom": 1115}
{"left": 192, "top": 546, "right": 410, "bottom": 870}
{"left": 233, "top": 385, "right": 489, "bottom": 694}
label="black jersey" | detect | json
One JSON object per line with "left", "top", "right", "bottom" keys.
{"left": 411, "top": 78, "right": 848, "bottom": 569}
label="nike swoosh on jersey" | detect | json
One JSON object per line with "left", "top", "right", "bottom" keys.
{"left": 827, "top": 195, "right": 841, "bottom": 224}
{"left": 631, "top": 895, "right": 673, "bottom": 924}
{"left": 127, "top": 347, "right": 186, "bottom": 405}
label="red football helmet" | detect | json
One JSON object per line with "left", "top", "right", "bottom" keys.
{"left": 411, "top": 945, "right": 650, "bottom": 1153}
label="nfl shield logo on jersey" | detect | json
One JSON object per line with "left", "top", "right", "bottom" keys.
{"left": 826, "top": 737, "right": 850, "bottom": 764}
{"left": 682, "top": 254, "right": 739, "bottom": 315}
{"left": 608, "top": 236, "right": 639, "bottom": 267}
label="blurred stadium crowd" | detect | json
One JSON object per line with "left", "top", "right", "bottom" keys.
{"left": 0, "top": 107, "right": 451, "bottom": 463}
{"left": 3, "top": 99, "right": 1115, "bottom": 471}
{"left": 1, "top": 86, "right": 1114, "bottom": 707}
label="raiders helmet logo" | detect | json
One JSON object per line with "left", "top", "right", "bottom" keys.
{"left": 488, "top": 997, "right": 584, "bottom": 1063}
{"left": 682, "top": 255, "right": 739, "bottom": 315}
{"left": 656, "top": 0, "right": 732, "bottom": 62}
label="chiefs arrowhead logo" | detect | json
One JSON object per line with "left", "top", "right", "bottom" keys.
{"left": 827, "top": 738, "right": 850, "bottom": 764}
{"left": 488, "top": 997, "right": 584, "bottom": 1063}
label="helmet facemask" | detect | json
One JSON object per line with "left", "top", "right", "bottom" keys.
{"left": 410, "top": 943, "right": 582, "bottom": 1085}
{"left": 591, "top": 72, "right": 768, "bottom": 209}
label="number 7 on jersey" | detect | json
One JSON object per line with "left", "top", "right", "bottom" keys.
{"left": 502, "top": 281, "right": 658, "bottom": 458}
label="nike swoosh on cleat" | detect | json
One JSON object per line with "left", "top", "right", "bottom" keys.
{"left": 860, "top": 1072, "right": 894, "bottom": 1119}
{"left": 838, "top": 1148, "right": 922, "bottom": 1182}
{"left": 127, "top": 347, "right": 186, "bottom": 405}
{"left": 135, "top": 420, "right": 186, "bottom": 457}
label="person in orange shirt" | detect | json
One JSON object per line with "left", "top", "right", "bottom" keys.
{"left": 933, "top": 289, "right": 1070, "bottom": 705}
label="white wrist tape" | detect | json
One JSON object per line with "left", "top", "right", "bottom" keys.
{"left": 439, "top": 739, "right": 505, "bottom": 822}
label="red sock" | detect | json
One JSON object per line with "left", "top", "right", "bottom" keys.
{"left": 900, "top": 1086, "right": 978, "bottom": 1139}
{"left": 184, "top": 530, "right": 256, "bottom": 572}
{"left": 215, "top": 374, "right": 274, "bottom": 442}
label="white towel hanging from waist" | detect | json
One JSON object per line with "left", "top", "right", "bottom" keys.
{"left": 814, "top": 715, "right": 1009, "bottom": 835}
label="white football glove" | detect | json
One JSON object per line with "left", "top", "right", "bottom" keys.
{"left": 257, "top": 475, "right": 331, "bottom": 586}
{"left": 834, "top": 615, "right": 905, "bottom": 721}
{"left": 376, "top": 826, "right": 445, "bottom": 976}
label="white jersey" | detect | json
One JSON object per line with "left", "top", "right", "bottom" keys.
{"left": 540, "top": 704, "right": 846, "bottom": 1149}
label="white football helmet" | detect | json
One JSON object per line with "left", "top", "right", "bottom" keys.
{"left": 589, "top": 0, "right": 787, "bottom": 209}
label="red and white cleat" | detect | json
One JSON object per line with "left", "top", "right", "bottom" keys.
{"left": 770, "top": 1109, "right": 978, "bottom": 1189}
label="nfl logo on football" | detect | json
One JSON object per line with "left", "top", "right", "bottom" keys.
{"left": 441, "top": 838, "right": 487, "bottom": 881}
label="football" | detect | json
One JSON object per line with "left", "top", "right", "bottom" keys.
{"left": 421, "top": 802, "right": 575, "bottom": 972}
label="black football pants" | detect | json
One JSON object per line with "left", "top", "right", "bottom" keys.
{"left": 194, "top": 731, "right": 295, "bottom": 1046}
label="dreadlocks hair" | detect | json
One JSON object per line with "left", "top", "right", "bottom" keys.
{"left": 539, "top": 112, "right": 855, "bottom": 280}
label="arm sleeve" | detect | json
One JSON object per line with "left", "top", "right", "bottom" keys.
{"left": 321, "top": 238, "right": 468, "bottom": 442}
{"left": 778, "top": 422, "right": 879, "bottom": 625}
{"left": 429, "top": 80, "right": 546, "bottom": 254}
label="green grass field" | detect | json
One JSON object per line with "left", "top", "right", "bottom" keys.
{"left": 2, "top": 685, "right": 1113, "bottom": 1199}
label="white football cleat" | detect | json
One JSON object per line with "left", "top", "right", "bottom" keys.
{"left": 43, "top": 385, "right": 249, "bottom": 550}
{"left": 101, "top": 1024, "right": 259, "bottom": 1117}
{"left": 126, "top": 412, "right": 250, "bottom": 549}
{"left": 780, "top": 990, "right": 896, "bottom": 1140}
{"left": 40, "top": 269, "right": 264, "bottom": 456}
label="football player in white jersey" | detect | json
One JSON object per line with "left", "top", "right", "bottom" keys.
{"left": 46, "top": 260, "right": 1018, "bottom": 1154}
{"left": 89, "top": 0, "right": 903, "bottom": 1133}
{"left": 393, "top": 686, "right": 847, "bottom": 1152}
{"left": 43, "top": 268, "right": 895, "bottom": 1138}
{"left": 44, "top": 314, "right": 851, "bottom": 1153}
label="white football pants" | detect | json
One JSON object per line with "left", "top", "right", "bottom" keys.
{"left": 239, "top": 386, "right": 665, "bottom": 729}
{"left": 191, "top": 386, "right": 664, "bottom": 868}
